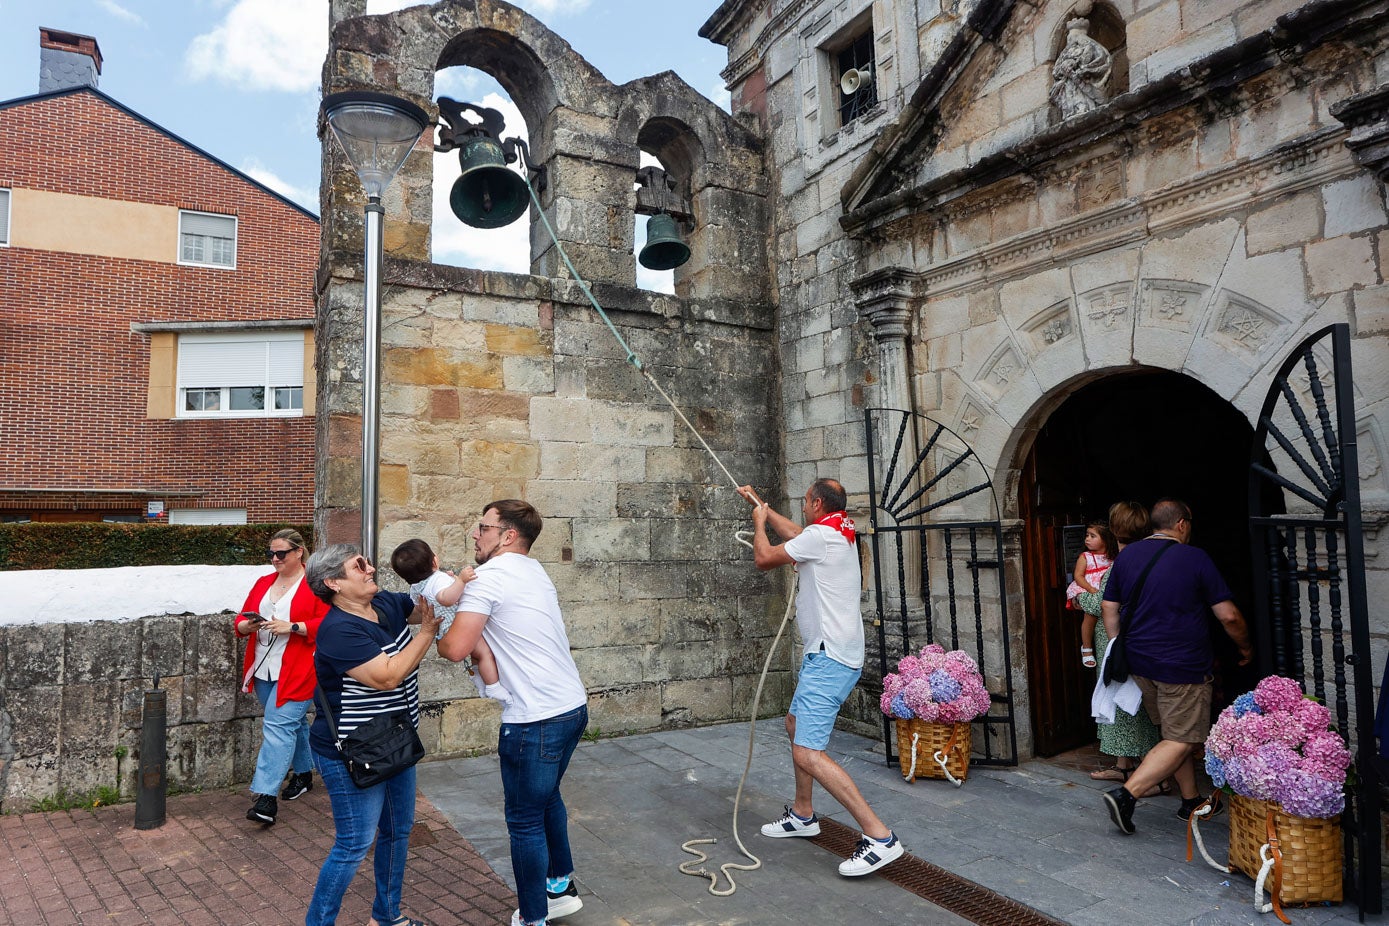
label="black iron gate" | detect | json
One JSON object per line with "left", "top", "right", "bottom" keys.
{"left": 864, "top": 408, "right": 1018, "bottom": 767}
{"left": 1248, "top": 323, "right": 1380, "bottom": 915}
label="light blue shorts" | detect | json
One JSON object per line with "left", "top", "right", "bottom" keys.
{"left": 788, "top": 651, "right": 862, "bottom": 750}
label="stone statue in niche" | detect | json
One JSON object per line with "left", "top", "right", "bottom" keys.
{"left": 1050, "top": 14, "right": 1112, "bottom": 120}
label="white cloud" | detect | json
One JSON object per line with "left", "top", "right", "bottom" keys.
{"left": 709, "top": 81, "right": 732, "bottom": 113}
{"left": 97, "top": 0, "right": 145, "bottom": 25}
{"left": 185, "top": 0, "right": 326, "bottom": 93}
{"left": 241, "top": 158, "right": 317, "bottom": 210}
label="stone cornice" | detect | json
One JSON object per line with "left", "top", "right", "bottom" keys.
{"left": 1330, "top": 84, "right": 1389, "bottom": 183}
{"left": 842, "top": 0, "right": 1389, "bottom": 235}
{"left": 912, "top": 128, "right": 1356, "bottom": 298}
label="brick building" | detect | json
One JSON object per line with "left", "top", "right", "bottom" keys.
{"left": 0, "top": 29, "right": 319, "bottom": 524}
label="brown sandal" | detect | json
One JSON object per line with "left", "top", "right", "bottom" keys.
{"left": 1089, "top": 765, "right": 1130, "bottom": 782}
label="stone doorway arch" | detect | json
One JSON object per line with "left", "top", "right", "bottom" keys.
{"left": 1017, "top": 368, "right": 1259, "bottom": 756}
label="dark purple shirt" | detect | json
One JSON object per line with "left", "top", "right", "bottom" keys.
{"left": 1102, "top": 537, "right": 1233, "bottom": 684}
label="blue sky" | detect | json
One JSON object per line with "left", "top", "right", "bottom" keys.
{"left": 0, "top": 0, "right": 730, "bottom": 281}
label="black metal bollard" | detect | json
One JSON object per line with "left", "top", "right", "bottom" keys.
{"left": 134, "top": 673, "right": 166, "bottom": 830}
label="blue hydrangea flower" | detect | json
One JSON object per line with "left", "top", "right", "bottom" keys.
{"left": 1231, "top": 692, "right": 1261, "bottom": 718}
{"left": 927, "top": 669, "right": 962, "bottom": 704}
{"left": 1205, "top": 752, "right": 1227, "bottom": 789}
{"left": 889, "top": 692, "right": 914, "bottom": 719}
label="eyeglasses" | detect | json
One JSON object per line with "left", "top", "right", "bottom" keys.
{"left": 475, "top": 523, "right": 506, "bottom": 534}
{"left": 266, "top": 547, "right": 298, "bottom": 560}
{"left": 347, "top": 555, "right": 371, "bottom": 573}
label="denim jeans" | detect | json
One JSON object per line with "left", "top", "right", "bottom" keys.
{"left": 499, "top": 705, "right": 587, "bottom": 925}
{"left": 304, "top": 751, "right": 416, "bottom": 926}
{"left": 250, "top": 677, "right": 313, "bottom": 796}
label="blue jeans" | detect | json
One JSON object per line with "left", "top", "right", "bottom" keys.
{"left": 499, "top": 706, "right": 587, "bottom": 925}
{"left": 251, "top": 677, "right": 313, "bottom": 795}
{"left": 305, "top": 752, "right": 416, "bottom": 926}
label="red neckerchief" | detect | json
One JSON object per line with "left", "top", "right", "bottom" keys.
{"left": 814, "top": 511, "right": 856, "bottom": 545}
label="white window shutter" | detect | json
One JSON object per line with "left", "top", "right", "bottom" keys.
{"left": 0, "top": 189, "right": 10, "bottom": 244}
{"left": 179, "top": 212, "right": 235, "bottom": 238}
{"left": 178, "top": 339, "right": 270, "bottom": 388}
{"left": 267, "top": 339, "right": 304, "bottom": 387}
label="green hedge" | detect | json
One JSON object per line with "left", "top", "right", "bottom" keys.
{"left": 0, "top": 523, "right": 315, "bottom": 571}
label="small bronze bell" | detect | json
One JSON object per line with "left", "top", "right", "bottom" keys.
{"left": 450, "top": 136, "right": 529, "bottom": 229}
{"left": 638, "top": 213, "right": 691, "bottom": 271}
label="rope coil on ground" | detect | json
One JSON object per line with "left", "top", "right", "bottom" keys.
{"left": 675, "top": 531, "right": 797, "bottom": 895}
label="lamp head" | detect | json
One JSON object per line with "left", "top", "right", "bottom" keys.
{"left": 322, "top": 90, "right": 429, "bottom": 199}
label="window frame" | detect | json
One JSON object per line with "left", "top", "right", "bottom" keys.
{"left": 0, "top": 188, "right": 11, "bottom": 247}
{"left": 177, "top": 209, "right": 237, "bottom": 270}
{"left": 833, "top": 28, "right": 878, "bottom": 128}
{"left": 175, "top": 331, "right": 305, "bottom": 420}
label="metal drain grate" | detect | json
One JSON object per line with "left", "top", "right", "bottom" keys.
{"left": 811, "top": 818, "right": 1069, "bottom": 926}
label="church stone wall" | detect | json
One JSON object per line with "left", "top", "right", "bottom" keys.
{"left": 706, "top": 0, "right": 1389, "bottom": 752}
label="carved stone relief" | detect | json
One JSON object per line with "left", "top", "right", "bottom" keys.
{"left": 1019, "top": 299, "right": 1076, "bottom": 354}
{"left": 1139, "top": 280, "right": 1208, "bottom": 332}
{"left": 1361, "top": 418, "right": 1386, "bottom": 495}
{"left": 1205, "top": 291, "right": 1289, "bottom": 354}
{"left": 1079, "top": 284, "right": 1132, "bottom": 330}
{"left": 975, "top": 341, "right": 1024, "bottom": 399}
{"left": 1076, "top": 159, "right": 1124, "bottom": 212}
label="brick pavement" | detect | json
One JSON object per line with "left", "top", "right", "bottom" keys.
{"left": 0, "top": 785, "right": 514, "bottom": 926}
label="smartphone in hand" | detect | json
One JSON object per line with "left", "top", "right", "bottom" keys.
{"left": 239, "top": 611, "right": 265, "bottom": 625}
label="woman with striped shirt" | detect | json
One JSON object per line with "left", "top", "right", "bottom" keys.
{"left": 303, "top": 544, "right": 442, "bottom": 926}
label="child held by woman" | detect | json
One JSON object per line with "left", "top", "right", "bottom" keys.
{"left": 1066, "top": 522, "right": 1116, "bottom": 668}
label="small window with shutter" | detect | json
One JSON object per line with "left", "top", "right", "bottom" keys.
{"left": 0, "top": 189, "right": 10, "bottom": 246}
{"left": 178, "top": 210, "right": 236, "bottom": 268}
{"left": 176, "top": 332, "right": 303, "bottom": 418}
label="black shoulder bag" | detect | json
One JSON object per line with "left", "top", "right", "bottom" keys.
{"left": 1102, "top": 541, "right": 1176, "bottom": 686}
{"left": 313, "top": 687, "right": 425, "bottom": 789}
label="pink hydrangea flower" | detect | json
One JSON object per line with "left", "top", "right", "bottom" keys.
{"left": 1205, "top": 676, "right": 1352, "bottom": 818}
{"left": 880, "top": 644, "right": 989, "bottom": 723}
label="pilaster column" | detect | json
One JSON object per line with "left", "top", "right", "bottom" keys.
{"left": 852, "top": 268, "right": 920, "bottom": 609}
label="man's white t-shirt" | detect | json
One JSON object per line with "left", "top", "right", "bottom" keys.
{"left": 456, "top": 552, "right": 587, "bottom": 724}
{"left": 783, "top": 523, "right": 865, "bottom": 669}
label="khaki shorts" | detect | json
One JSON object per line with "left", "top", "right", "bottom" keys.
{"left": 1133, "top": 675, "right": 1213, "bottom": 744}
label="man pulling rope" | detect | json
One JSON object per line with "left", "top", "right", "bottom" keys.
{"left": 737, "top": 477, "right": 905, "bottom": 878}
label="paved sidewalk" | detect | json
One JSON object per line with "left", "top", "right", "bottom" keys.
{"left": 420, "top": 720, "right": 1380, "bottom": 926}
{"left": 3, "top": 722, "right": 1382, "bottom": 925}
{"left": 0, "top": 784, "right": 511, "bottom": 926}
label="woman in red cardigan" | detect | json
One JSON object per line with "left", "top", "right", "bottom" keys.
{"left": 234, "top": 528, "right": 328, "bottom": 826}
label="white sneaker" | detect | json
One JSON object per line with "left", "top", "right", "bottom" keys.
{"left": 760, "top": 805, "right": 821, "bottom": 838}
{"left": 510, "top": 911, "right": 545, "bottom": 926}
{"left": 837, "top": 832, "right": 904, "bottom": 876}
{"left": 546, "top": 881, "right": 582, "bottom": 919}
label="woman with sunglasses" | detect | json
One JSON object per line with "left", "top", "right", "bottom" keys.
{"left": 302, "top": 544, "right": 442, "bottom": 926}
{"left": 235, "top": 528, "right": 328, "bottom": 826}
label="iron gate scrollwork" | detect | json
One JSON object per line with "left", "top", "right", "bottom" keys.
{"left": 864, "top": 408, "right": 1018, "bottom": 767}
{"left": 1248, "top": 323, "right": 1380, "bottom": 916}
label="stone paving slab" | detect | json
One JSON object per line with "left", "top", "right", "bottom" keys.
{"left": 0, "top": 784, "right": 511, "bottom": 926}
{"left": 419, "top": 720, "right": 1382, "bottom": 926}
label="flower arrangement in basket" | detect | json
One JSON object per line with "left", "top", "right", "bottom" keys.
{"left": 880, "top": 644, "right": 990, "bottom": 786}
{"left": 1193, "top": 676, "right": 1351, "bottom": 915}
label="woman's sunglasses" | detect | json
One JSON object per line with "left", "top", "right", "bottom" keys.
{"left": 266, "top": 547, "right": 299, "bottom": 560}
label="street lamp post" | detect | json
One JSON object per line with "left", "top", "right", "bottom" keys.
{"left": 321, "top": 91, "right": 429, "bottom": 563}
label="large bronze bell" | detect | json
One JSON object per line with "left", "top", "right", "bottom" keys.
{"left": 450, "top": 136, "right": 529, "bottom": 229}
{"left": 638, "top": 213, "right": 691, "bottom": 271}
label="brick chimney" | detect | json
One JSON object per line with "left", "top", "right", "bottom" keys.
{"left": 39, "top": 28, "right": 103, "bottom": 92}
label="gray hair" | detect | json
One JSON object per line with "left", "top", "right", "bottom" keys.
{"left": 305, "top": 543, "right": 359, "bottom": 604}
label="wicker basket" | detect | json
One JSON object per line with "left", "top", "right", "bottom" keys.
{"left": 1227, "top": 793, "right": 1343, "bottom": 904}
{"left": 894, "top": 718, "right": 971, "bottom": 782}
